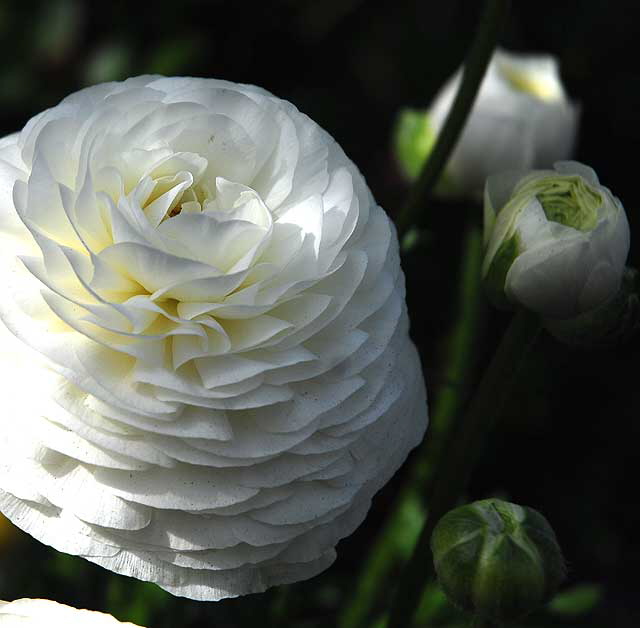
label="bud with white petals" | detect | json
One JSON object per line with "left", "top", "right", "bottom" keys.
{"left": 395, "top": 49, "right": 579, "bottom": 199}
{"left": 483, "top": 161, "right": 630, "bottom": 320}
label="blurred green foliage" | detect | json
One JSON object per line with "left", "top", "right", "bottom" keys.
{"left": 549, "top": 584, "right": 603, "bottom": 618}
{"left": 393, "top": 109, "right": 436, "bottom": 180}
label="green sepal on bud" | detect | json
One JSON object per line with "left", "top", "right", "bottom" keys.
{"left": 431, "top": 498, "right": 566, "bottom": 623}
{"left": 393, "top": 108, "right": 436, "bottom": 181}
{"left": 483, "top": 232, "right": 520, "bottom": 310}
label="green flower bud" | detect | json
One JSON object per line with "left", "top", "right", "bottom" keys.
{"left": 431, "top": 498, "right": 566, "bottom": 623}
{"left": 483, "top": 161, "right": 630, "bottom": 320}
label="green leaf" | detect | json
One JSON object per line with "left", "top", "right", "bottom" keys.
{"left": 148, "top": 37, "right": 203, "bottom": 75}
{"left": 393, "top": 109, "right": 436, "bottom": 181}
{"left": 106, "top": 575, "right": 171, "bottom": 626}
{"left": 414, "top": 582, "right": 449, "bottom": 624}
{"left": 85, "top": 42, "right": 132, "bottom": 84}
{"left": 548, "top": 583, "right": 602, "bottom": 616}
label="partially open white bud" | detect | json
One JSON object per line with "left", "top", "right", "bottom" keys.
{"left": 483, "top": 162, "right": 630, "bottom": 319}
{"left": 395, "top": 49, "right": 579, "bottom": 199}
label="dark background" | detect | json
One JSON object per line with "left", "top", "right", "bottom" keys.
{"left": 0, "top": 1, "right": 639, "bottom": 626}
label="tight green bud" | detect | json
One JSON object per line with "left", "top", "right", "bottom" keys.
{"left": 431, "top": 498, "right": 566, "bottom": 623}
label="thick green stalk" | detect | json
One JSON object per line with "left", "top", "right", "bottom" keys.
{"left": 386, "top": 309, "right": 541, "bottom": 627}
{"left": 338, "top": 226, "right": 486, "bottom": 628}
{"left": 395, "top": 0, "right": 511, "bottom": 239}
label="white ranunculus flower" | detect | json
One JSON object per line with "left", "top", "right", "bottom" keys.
{"left": 0, "top": 599, "right": 143, "bottom": 627}
{"left": 423, "top": 48, "right": 579, "bottom": 198}
{"left": 483, "top": 161, "right": 630, "bottom": 319}
{"left": 0, "top": 76, "right": 427, "bottom": 600}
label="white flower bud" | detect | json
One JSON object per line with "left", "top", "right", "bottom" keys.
{"left": 0, "top": 599, "right": 144, "bottom": 627}
{"left": 483, "top": 161, "right": 630, "bottom": 319}
{"left": 404, "top": 48, "right": 579, "bottom": 199}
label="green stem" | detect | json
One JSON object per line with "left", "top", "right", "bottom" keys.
{"left": 269, "top": 585, "right": 290, "bottom": 626}
{"left": 395, "top": 0, "right": 511, "bottom": 239}
{"left": 386, "top": 309, "right": 541, "bottom": 628}
{"left": 337, "top": 226, "right": 486, "bottom": 628}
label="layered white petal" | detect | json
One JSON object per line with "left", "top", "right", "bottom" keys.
{"left": 0, "top": 76, "right": 427, "bottom": 600}
{"left": 0, "top": 598, "right": 144, "bottom": 627}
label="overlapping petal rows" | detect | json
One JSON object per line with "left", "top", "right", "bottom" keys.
{"left": 0, "top": 599, "right": 144, "bottom": 627}
{"left": 0, "top": 76, "right": 427, "bottom": 600}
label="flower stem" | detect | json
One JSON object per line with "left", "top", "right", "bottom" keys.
{"left": 338, "top": 225, "right": 486, "bottom": 628}
{"left": 386, "top": 309, "right": 541, "bottom": 628}
{"left": 269, "top": 585, "right": 291, "bottom": 626}
{"left": 395, "top": 0, "right": 511, "bottom": 239}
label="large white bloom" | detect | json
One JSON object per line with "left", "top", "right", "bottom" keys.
{"left": 426, "top": 48, "right": 579, "bottom": 198}
{"left": 0, "top": 77, "right": 427, "bottom": 600}
{"left": 0, "top": 599, "right": 143, "bottom": 627}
